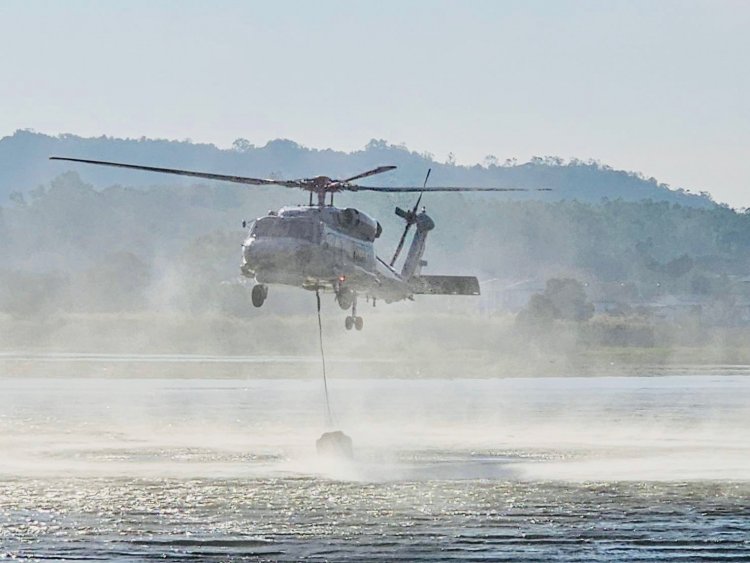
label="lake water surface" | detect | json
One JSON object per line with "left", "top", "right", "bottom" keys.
{"left": 1, "top": 369, "right": 749, "bottom": 560}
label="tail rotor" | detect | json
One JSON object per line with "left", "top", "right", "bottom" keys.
{"left": 389, "top": 168, "right": 431, "bottom": 267}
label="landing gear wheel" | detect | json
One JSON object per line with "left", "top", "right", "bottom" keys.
{"left": 343, "top": 293, "right": 361, "bottom": 332}
{"left": 251, "top": 284, "right": 267, "bottom": 308}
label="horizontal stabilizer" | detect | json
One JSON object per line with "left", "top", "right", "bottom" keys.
{"left": 410, "top": 275, "right": 480, "bottom": 296}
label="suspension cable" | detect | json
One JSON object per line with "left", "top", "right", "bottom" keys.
{"left": 315, "top": 288, "right": 334, "bottom": 427}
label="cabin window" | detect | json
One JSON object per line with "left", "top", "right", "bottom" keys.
{"left": 252, "top": 217, "right": 316, "bottom": 241}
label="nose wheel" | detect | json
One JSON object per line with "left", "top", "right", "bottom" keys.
{"left": 344, "top": 293, "right": 364, "bottom": 331}
{"left": 251, "top": 284, "right": 268, "bottom": 307}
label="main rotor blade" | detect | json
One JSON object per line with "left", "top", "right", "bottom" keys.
{"left": 413, "top": 192, "right": 423, "bottom": 212}
{"left": 412, "top": 168, "right": 431, "bottom": 213}
{"left": 49, "top": 157, "right": 305, "bottom": 188}
{"left": 348, "top": 185, "right": 552, "bottom": 192}
{"left": 342, "top": 165, "right": 397, "bottom": 183}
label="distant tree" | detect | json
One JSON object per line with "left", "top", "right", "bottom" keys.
{"left": 643, "top": 253, "right": 694, "bottom": 278}
{"left": 516, "top": 278, "right": 594, "bottom": 327}
{"left": 542, "top": 156, "right": 564, "bottom": 166}
{"left": 0, "top": 270, "right": 67, "bottom": 317}
{"left": 483, "top": 154, "right": 499, "bottom": 167}
{"left": 29, "top": 185, "right": 47, "bottom": 202}
{"left": 9, "top": 191, "right": 26, "bottom": 206}
{"left": 516, "top": 293, "right": 557, "bottom": 326}
{"left": 544, "top": 278, "right": 595, "bottom": 321}
{"left": 232, "top": 138, "right": 255, "bottom": 152}
{"left": 691, "top": 274, "right": 711, "bottom": 295}
{"left": 73, "top": 252, "right": 152, "bottom": 312}
{"left": 663, "top": 254, "right": 694, "bottom": 278}
{"left": 365, "top": 139, "right": 389, "bottom": 151}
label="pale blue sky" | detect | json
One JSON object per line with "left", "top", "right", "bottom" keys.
{"left": 1, "top": 0, "right": 748, "bottom": 205}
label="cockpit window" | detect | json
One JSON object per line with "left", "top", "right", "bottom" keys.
{"left": 252, "top": 217, "right": 316, "bottom": 240}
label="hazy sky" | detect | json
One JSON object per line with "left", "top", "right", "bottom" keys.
{"left": 1, "top": 0, "right": 748, "bottom": 206}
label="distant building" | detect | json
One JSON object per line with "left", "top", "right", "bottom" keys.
{"left": 479, "top": 279, "right": 546, "bottom": 313}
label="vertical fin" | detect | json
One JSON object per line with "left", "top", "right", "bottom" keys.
{"left": 400, "top": 212, "right": 435, "bottom": 280}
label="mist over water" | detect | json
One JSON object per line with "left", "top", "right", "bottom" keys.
{"left": 2, "top": 373, "right": 749, "bottom": 482}
{"left": 2, "top": 369, "right": 750, "bottom": 560}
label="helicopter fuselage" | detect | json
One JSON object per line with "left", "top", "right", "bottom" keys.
{"left": 241, "top": 206, "right": 408, "bottom": 303}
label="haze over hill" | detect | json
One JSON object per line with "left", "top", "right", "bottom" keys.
{"left": 0, "top": 131, "right": 715, "bottom": 208}
{"left": 2, "top": 130, "right": 750, "bottom": 367}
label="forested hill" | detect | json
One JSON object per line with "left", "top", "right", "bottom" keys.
{"left": 0, "top": 130, "right": 715, "bottom": 208}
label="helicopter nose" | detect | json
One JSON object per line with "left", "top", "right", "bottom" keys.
{"left": 243, "top": 240, "right": 260, "bottom": 268}
{"left": 243, "top": 237, "right": 312, "bottom": 274}
{"left": 243, "top": 237, "right": 277, "bottom": 270}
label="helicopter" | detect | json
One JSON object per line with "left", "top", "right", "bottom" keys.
{"left": 50, "top": 156, "right": 548, "bottom": 330}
